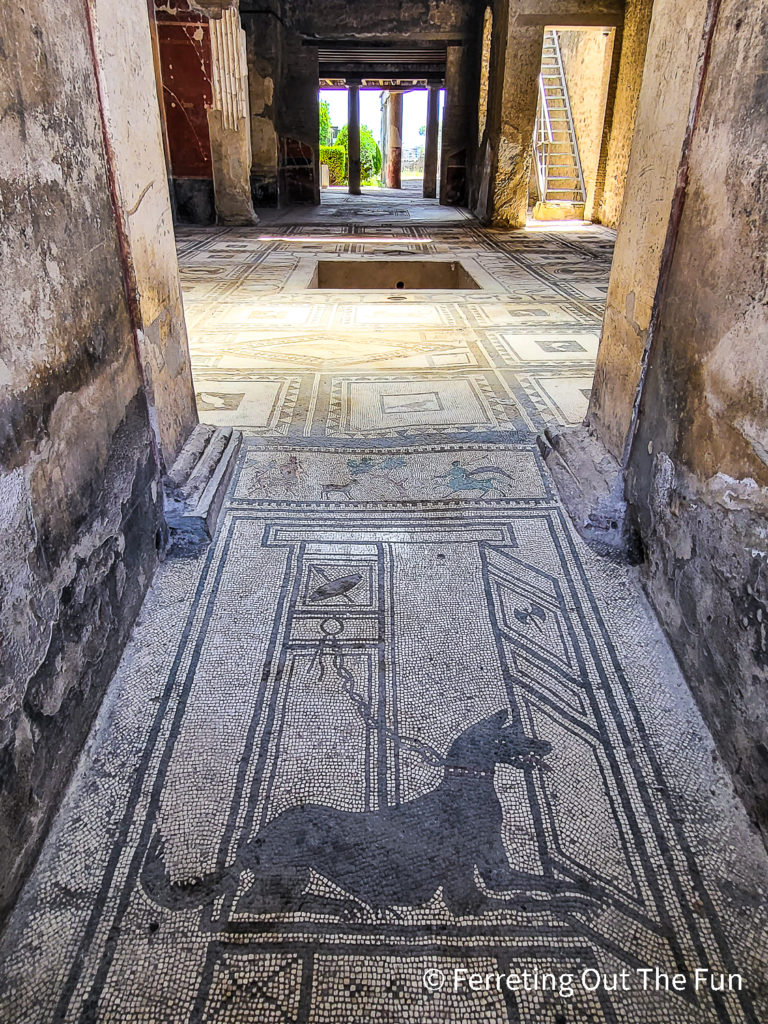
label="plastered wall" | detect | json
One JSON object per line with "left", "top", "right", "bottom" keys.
{"left": 594, "top": 0, "right": 653, "bottom": 227}
{"left": 93, "top": 0, "right": 198, "bottom": 469}
{"left": 588, "top": 0, "right": 708, "bottom": 457}
{"left": 558, "top": 28, "right": 614, "bottom": 218}
{"left": 625, "top": 0, "right": 768, "bottom": 840}
{"left": 0, "top": 0, "right": 197, "bottom": 923}
{"left": 0, "top": 1, "right": 167, "bottom": 922}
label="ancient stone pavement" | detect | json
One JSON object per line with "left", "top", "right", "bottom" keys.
{"left": 1, "top": 188, "right": 766, "bottom": 1023}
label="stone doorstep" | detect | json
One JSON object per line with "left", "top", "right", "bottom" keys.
{"left": 538, "top": 424, "right": 641, "bottom": 562}
{"left": 163, "top": 424, "right": 243, "bottom": 554}
{"left": 532, "top": 200, "right": 586, "bottom": 221}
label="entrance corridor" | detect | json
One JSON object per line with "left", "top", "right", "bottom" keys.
{"left": 1, "top": 198, "right": 766, "bottom": 1024}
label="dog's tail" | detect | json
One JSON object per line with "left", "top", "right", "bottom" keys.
{"left": 140, "top": 831, "right": 231, "bottom": 910}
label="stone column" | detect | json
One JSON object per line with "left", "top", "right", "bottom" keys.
{"left": 348, "top": 82, "right": 361, "bottom": 195}
{"left": 207, "top": 6, "right": 259, "bottom": 225}
{"left": 423, "top": 83, "right": 440, "bottom": 198}
{"left": 380, "top": 93, "right": 388, "bottom": 184}
{"left": 385, "top": 91, "right": 403, "bottom": 188}
{"left": 489, "top": 18, "right": 544, "bottom": 227}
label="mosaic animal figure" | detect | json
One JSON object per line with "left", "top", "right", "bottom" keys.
{"left": 278, "top": 454, "right": 302, "bottom": 489}
{"left": 345, "top": 456, "right": 408, "bottom": 498}
{"left": 320, "top": 480, "right": 358, "bottom": 500}
{"left": 346, "top": 456, "right": 406, "bottom": 476}
{"left": 437, "top": 461, "right": 515, "bottom": 498}
{"left": 141, "top": 711, "right": 559, "bottom": 919}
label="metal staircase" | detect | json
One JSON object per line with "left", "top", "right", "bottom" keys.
{"left": 533, "top": 29, "right": 586, "bottom": 205}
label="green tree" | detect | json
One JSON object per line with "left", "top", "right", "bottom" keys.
{"left": 336, "top": 124, "right": 383, "bottom": 183}
{"left": 319, "top": 99, "right": 333, "bottom": 147}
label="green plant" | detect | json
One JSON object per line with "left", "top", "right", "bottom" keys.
{"left": 319, "top": 99, "right": 333, "bottom": 147}
{"left": 335, "top": 124, "right": 383, "bottom": 184}
{"left": 320, "top": 145, "right": 346, "bottom": 185}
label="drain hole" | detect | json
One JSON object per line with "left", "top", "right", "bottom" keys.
{"left": 396, "top": 281, "right": 405, "bottom": 289}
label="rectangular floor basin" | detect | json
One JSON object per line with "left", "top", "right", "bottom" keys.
{"left": 309, "top": 259, "right": 480, "bottom": 290}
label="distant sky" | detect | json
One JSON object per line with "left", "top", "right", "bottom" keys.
{"left": 319, "top": 89, "right": 444, "bottom": 150}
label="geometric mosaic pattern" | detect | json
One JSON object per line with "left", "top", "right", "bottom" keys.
{"left": 178, "top": 190, "right": 613, "bottom": 442}
{"left": 0, "top": 191, "right": 766, "bottom": 1023}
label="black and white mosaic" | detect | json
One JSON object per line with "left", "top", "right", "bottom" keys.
{"left": 0, "top": 204, "right": 766, "bottom": 1023}
{"left": 0, "top": 444, "right": 766, "bottom": 1023}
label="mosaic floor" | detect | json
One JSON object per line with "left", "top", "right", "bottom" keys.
{"left": 181, "top": 184, "right": 609, "bottom": 439}
{"left": 1, "top": 194, "right": 767, "bottom": 1023}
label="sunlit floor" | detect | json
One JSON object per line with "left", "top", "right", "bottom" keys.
{"left": 180, "top": 188, "right": 611, "bottom": 439}
{"left": 1, "top": 192, "right": 766, "bottom": 1024}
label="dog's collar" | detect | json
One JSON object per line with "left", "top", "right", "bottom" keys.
{"left": 445, "top": 765, "right": 491, "bottom": 779}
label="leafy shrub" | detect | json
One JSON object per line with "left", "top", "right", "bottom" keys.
{"left": 335, "top": 125, "right": 383, "bottom": 184}
{"left": 320, "top": 145, "right": 347, "bottom": 185}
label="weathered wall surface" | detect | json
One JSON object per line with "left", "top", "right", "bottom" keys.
{"left": 558, "top": 29, "right": 614, "bottom": 218}
{"left": 276, "top": 32, "right": 320, "bottom": 205}
{"left": 490, "top": 14, "right": 543, "bottom": 227}
{"left": 0, "top": 3, "right": 164, "bottom": 920}
{"left": 471, "top": 0, "right": 507, "bottom": 219}
{"left": 594, "top": 0, "right": 653, "bottom": 227}
{"left": 477, "top": 7, "right": 493, "bottom": 147}
{"left": 92, "top": 0, "right": 198, "bottom": 468}
{"left": 442, "top": 39, "right": 480, "bottom": 206}
{"left": 516, "top": 0, "right": 624, "bottom": 23}
{"left": 624, "top": 0, "right": 768, "bottom": 840}
{"left": 588, "top": 0, "right": 707, "bottom": 457}
{"left": 279, "top": 0, "right": 471, "bottom": 39}
{"left": 156, "top": 3, "right": 216, "bottom": 224}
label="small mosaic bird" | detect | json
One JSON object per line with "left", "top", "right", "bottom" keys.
{"left": 513, "top": 604, "right": 547, "bottom": 630}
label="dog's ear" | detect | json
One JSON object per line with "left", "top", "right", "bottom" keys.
{"left": 492, "top": 709, "right": 509, "bottom": 727}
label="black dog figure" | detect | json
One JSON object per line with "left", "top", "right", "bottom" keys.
{"left": 142, "top": 710, "right": 566, "bottom": 918}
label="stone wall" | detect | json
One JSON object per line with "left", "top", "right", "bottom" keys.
{"left": 276, "top": 31, "right": 320, "bottom": 205}
{"left": 470, "top": 0, "right": 508, "bottom": 219}
{"left": 155, "top": 3, "right": 216, "bottom": 224}
{"left": 92, "top": 0, "right": 198, "bottom": 468}
{"left": 623, "top": 0, "right": 768, "bottom": 841}
{"left": 557, "top": 29, "right": 614, "bottom": 219}
{"left": 279, "top": 0, "right": 471, "bottom": 39}
{"left": 442, "top": 39, "right": 480, "bottom": 207}
{"left": 0, "top": 0, "right": 184, "bottom": 923}
{"left": 242, "top": 4, "right": 281, "bottom": 206}
{"left": 477, "top": 0, "right": 543, "bottom": 226}
{"left": 588, "top": 0, "right": 708, "bottom": 457}
{"left": 473, "top": 0, "right": 624, "bottom": 225}
{"left": 594, "top": 0, "right": 653, "bottom": 227}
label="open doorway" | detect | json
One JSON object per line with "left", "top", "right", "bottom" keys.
{"left": 318, "top": 87, "right": 383, "bottom": 192}
{"left": 317, "top": 83, "right": 444, "bottom": 203}
{"left": 530, "top": 27, "right": 616, "bottom": 222}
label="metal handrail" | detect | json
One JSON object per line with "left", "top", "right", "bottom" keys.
{"left": 538, "top": 73, "right": 554, "bottom": 144}
{"left": 533, "top": 74, "right": 553, "bottom": 201}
